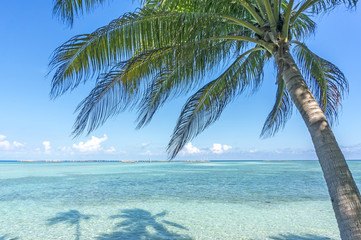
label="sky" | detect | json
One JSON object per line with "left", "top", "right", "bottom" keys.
{"left": 0, "top": 1, "right": 360, "bottom": 161}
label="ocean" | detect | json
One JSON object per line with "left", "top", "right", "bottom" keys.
{"left": 1, "top": 161, "right": 360, "bottom": 240}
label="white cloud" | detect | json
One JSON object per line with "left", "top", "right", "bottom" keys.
{"left": 210, "top": 143, "right": 233, "bottom": 154}
{"left": 141, "top": 150, "right": 153, "bottom": 156}
{"left": 0, "top": 135, "right": 6, "bottom": 141}
{"left": 13, "top": 141, "right": 24, "bottom": 147}
{"left": 249, "top": 149, "right": 258, "bottom": 153}
{"left": 0, "top": 135, "right": 24, "bottom": 150}
{"left": 223, "top": 145, "right": 232, "bottom": 151}
{"left": 43, "top": 141, "right": 51, "bottom": 154}
{"left": 60, "top": 146, "right": 70, "bottom": 152}
{"left": 141, "top": 142, "right": 151, "bottom": 148}
{"left": 0, "top": 140, "right": 11, "bottom": 150}
{"left": 210, "top": 144, "right": 223, "bottom": 154}
{"left": 73, "top": 135, "right": 108, "bottom": 153}
{"left": 183, "top": 142, "right": 201, "bottom": 154}
{"left": 57, "top": 146, "right": 75, "bottom": 155}
{"left": 342, "top": 144, "right": 361, "bottom": 153}
{"left": 105, "top": 146, "right": 116, "bottom": 153}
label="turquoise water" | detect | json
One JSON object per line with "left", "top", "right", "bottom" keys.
{"left": 0, "top": 161, "right": 360, "bottom": 240}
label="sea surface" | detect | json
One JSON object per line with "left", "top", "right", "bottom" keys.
{"left": 1, "top": 161, "right": 360, "bottom": 240}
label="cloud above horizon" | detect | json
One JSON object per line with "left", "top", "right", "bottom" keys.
{"left": 210, "top": 144, "right": 232, "bottom": 154}
{"left": 141, "top": 142, "right": 151, "bottom": 148}
{"left": 104, "top": 146, "right": 116, "bottom": 153}
{"left": 43, "top": 141, "right": 51, "bottom": 154}
{"left": 72, "top": 134, "right": 116, "bottom": 153}
{"left": 182, "top": 142, "right": 202, "bottom": 155}
{"left": 0, "top": 135, "right": 24, "bottom": 151}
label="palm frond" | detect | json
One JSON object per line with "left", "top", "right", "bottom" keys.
{"left": 263, "top": 0, "right": 277, "bottom": 31}
{"left": 73, "top": 38, "right": 241, "bottom": 136}
{"left": 309, "top": 0, "right": 358, "bottom": 13}
{"left": 289, "top": 11, "right": 316, "bottom": 41}
{"left": 136, "top": 40, "right": 242, "bottom": 129}
{"left": 71, "top": 46, "right": 177, "bottom": 136}
{"left": 53, "top": 0, "right": 109, "bottom": 27}
{"left": 49, "top": 10, "right": 145, "bottom": 98}
{"left": 260, "top": 79, "right": 293, "bottom": 138}
{"left": 342, "top": 0, "right": 358, "bottom": 8}
{"left": 144, "top": 0, "right": 270, "bottom": 27}
{"left": 49, "top": 8, "right": 255, "bottom": 98}
{"left": 281, "top": 0, "right": 295, "bottom": 40}
{"left": 291, "top": 41, "right": 348, "bottom": 125}
{"left": 72, "top": 61, "right": 141, "bottom": 137}
{"left": 290, "top": 0, "right": 357, "bottom": 25}
{"left": 143, "top": 0, "right": 257, "bottom": 20}
{"left": 168, "top": 48, "right": 266, "bottom": 159}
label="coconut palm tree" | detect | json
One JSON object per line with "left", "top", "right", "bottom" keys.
{"left": 49, "top": 0, "right": 361, "bottom": 238}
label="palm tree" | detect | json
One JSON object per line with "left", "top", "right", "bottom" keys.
{"left": 49, "top": 0, "right": 361, "bottom": 238}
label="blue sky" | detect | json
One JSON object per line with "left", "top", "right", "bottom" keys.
{"left": 0, "top": 1, "right": 360, "bottom": 161}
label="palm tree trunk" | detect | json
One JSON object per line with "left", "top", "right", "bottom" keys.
{"left": 275, "top": 45, "right": 361, "bottom": 240}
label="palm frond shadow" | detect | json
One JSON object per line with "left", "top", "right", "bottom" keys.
{"left": 96, "top": 208, "right": 191, "bottom": 240}
{"left": 270, "top": 233, "right": 334, "bottom": 240}
{"left": 0, "top": 235, "right": 18, "bottom": 240}
{"left": 47, "top": 209, "right": 95, "bottom": 240}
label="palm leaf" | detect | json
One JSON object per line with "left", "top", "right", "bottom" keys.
{"left": 53, "top": 0, "right": 109, "bottom": 27}
{"left": 143, "top": 0, "right": 256, "bottom": 19}
{"left": 72, "top": 61, "right": 141, "bottom": 136}
{"left": 71, "top": 46, "right": 176, "bottom": 136}
{"left": 136, "top": 40, "right": 241, "bottom": 128}
{"left": 73, "top": 38, "right": 241, "bottom": 136}
{"left": 49, "top": 10, "right": 145, "bottom": 98}
{"left": 49, "top": 9, "right": 256, "bottom": 98}
{"left": 309, "top": 0, "right": 358, "bottom": 13}
{"left": 291, "top": 41, "right": 348, "bottom": 125}
{"left": 289, "top": 12, "right": 316, "bottom": 41}
{"left": 290, "top": 0, "right": 357, "bottom": 26}
{"left": 260, "top": 79, "right": 293, "bottom": 138}
{"left": 168, "top": 48, "right": 266, "bottom": 159}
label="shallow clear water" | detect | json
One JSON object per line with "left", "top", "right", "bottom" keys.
{"left": 0, "top": 161, "right": 360, "bottom": 240}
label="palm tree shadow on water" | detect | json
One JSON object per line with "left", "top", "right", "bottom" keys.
{"left": 0, "top": 235, "right": 18, "bottom": 240}
{"left": 96, "top": 208, "right": 192, "bottom": 240}
{"left": 47, "top": 210, "right": 94, "bottom": 240}
{"left": 270, "top": 233, "right": 334, "bottom": 240}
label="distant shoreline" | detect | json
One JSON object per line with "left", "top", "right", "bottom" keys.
{"left": 0, "top": 159, "right": 360, "bottom": 163}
